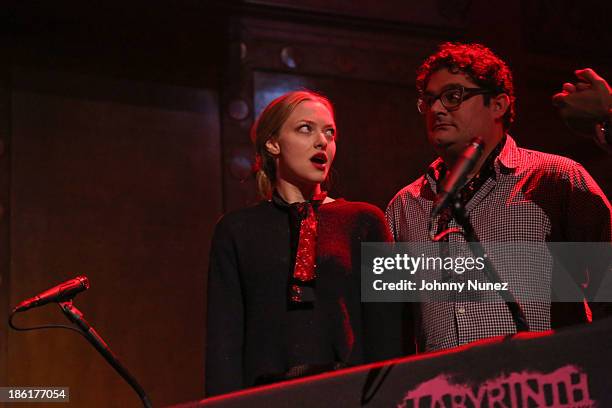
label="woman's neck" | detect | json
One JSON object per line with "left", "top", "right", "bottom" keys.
{"left": 275, "top": 179, "right": 322, "bottom": 203}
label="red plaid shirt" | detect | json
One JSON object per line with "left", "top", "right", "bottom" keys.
{"left": 386, "top": 135, "right": 612, "bottom": 351}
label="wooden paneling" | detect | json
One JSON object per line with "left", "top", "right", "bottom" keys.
{"left": 522, "top": 1, "right": 612, "bottom": 62}
{"left": 245, "top": 0, "right": 470, "bottom": 28}
{"left": 8, "top": 70, "right": 222, "bottom": 407}
{"left": 253, "top": 71, "right": 434, "bottom": 209}
{"left": 4, "top": 2, "right": 612, "bottom": 407}
{"left": 221, "top": 16, "right": 444, "bottom": 211}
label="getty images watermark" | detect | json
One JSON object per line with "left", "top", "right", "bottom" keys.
{"left": 361, "top": 242, "right": 612, "bottom": 303}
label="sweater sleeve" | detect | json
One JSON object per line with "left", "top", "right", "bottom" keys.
{"left": 360, "top": 206, "right": 409, "bottom": 361}
{"left": 205, "top": 216, "right": 245, "bottom": 396}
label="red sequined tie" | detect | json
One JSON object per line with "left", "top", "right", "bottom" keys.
{"left": 293, "top": 204, "right": 318, "bottom": 282}
{"left": 288, "top": 192, "right": 326, "bottom": 303}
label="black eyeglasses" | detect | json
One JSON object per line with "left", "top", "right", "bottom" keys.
{"left": 417, "top": 86, "right": 495, "bottom": 114}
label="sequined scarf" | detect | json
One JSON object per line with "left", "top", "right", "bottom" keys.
{"left": 272, "top": 190, "right": 327, "bottom": 304}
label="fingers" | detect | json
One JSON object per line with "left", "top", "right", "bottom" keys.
{"left": 575, "top": 68, "right": 604, "bottom": 83}
{"left": 575, "top": 82, "right": 592, "bottom": 91}
{"left": 562, "top": 83, "right": 577, "bottom": 93}
{"left": 575, "top": 68, "right": 611, "bottom": 92}
{"left": 552, "top": 91, "right": 568, "bottom": 107}
{"left": 554, "top": 83, "right": 577, "bottom": 106}
{"left": 553, "top": 69, "right": 612, "bottom": 112}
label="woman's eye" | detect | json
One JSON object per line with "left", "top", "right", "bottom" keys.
{"left": 297, "top": 124, "right": 311, "bottom": 133}
{"left": 324, "top": 128, "right": 336, "bottom": 139}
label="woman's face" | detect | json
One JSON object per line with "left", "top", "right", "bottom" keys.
{"left": 266, "top": 100, "right": 337, "bottom": 189}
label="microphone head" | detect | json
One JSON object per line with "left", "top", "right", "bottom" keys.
{"left": 56, "top": 275, "right": 90, "bottom": 301}
{"left": 468, "top": 137, "right": 485, "bottom": 151}
{"left": 430, "top": 137, "right": 486, "bottom": 220}
{"left": 73, "top": 276, "right": 90, "bottom": 291}
{"left": 12, "top": 275, "right": 91, "bottom": 313}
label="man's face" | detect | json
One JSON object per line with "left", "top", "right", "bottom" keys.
{"left": 423, "top": 68, "right": 499, "bottom": 161}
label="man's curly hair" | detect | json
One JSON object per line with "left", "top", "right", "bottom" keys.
{"left": 416, "top": 42, "right": 515, "bottom": 130}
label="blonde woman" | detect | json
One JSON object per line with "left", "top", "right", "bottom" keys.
{"left": 206, "top": 91, "right": 402, "bottom": 396}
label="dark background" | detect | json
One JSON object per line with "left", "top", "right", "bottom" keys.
{"left": 1, "top": 0, "right": 611, "bottom": 406}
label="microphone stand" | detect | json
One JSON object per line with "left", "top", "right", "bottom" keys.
{"left": 58, "top": 301, "right": 153, "bottom": 408}
{"left": 446, "top": 197, "right": 529, "bottom": 333}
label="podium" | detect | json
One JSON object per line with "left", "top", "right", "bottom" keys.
{"left": 172, "top": 317, "right": 612, "bottom": 407}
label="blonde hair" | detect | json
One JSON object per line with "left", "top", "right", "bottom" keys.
{"left": 251, "top": 90, "right": 335, "bottom": 199}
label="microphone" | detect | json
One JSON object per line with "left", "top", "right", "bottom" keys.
{"left": 13, "top": 276, "right": 90, "bottom": 313}
{"left": 431, "top": 137, "right": 485, "bottom": 218}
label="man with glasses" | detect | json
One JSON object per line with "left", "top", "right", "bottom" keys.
{"left": 386, "top": 42, "right": 612, "bottom": 352}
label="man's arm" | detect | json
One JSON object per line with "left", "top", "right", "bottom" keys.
{"left": 562, "top": 163, "right": 612, "bottom": 320}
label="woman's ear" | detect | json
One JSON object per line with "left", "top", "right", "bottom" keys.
{"left": 265, "top": 138, "right": 280, "bottom": 155}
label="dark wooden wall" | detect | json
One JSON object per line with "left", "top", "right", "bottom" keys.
{"left": 8, "top": 70, "right": 222, "bottom": 407}
{"left": 4, "top": 3, "right": 227, "bottom": 407}
{"left": 2, "top": 1, "right": 611, "bottom": 406}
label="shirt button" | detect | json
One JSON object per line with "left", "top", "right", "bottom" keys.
{"left": 457, "top": 306, "right": 466, "bottom": 314}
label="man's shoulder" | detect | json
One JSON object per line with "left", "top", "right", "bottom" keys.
{"left": 515, "top": 146, "right": 582, "bottom": 170}
{"left": 499, "top": 135, "right": 585, "bottom": 177}
{"left": 387, "top": 174, "right": 429, "bottom": 208}
{"left": 507, "top": 144, "right": 606, "bottom": 199}
{"left": 509, "top": 145, "right": 592, "bottom": 184}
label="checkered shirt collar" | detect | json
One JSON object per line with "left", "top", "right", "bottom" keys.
{"left": 426, "top": 134, "right": 521, "bottom": 190}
